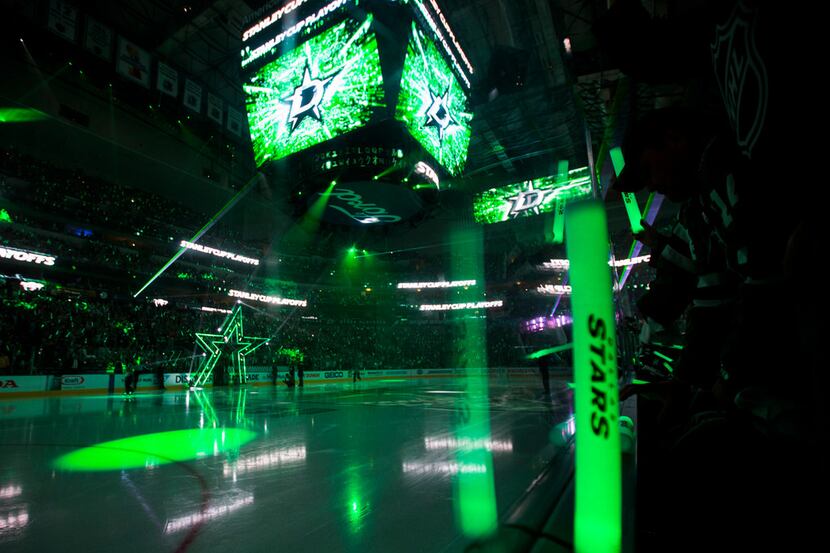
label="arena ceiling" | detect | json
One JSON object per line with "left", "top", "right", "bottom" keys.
{"left": 81, "top": 0, "right": 638, "bottom": 191}
{"left": 5, "top": 0, "right": 672, "bottom": 255}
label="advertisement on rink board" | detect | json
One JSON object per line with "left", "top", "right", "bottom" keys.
{"left": 0, "top": 376, "right": 50, "bottom": 393}
{"left": 61, "top": 374, "right": 110, "bottom": 391}
{"left": 163, "top": 373, "right": 214, "bottom": 387}
{"left": 243, "top": 372, "right": 271, "bottom": 383}
{"left": 115, "top": 374, "right": 160, "bottom": 389}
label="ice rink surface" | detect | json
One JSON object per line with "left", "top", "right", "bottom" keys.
{"left": 0, "top": 376, "right": 574, "bottom": 553}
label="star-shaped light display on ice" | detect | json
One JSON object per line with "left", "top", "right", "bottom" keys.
{"left": 193, "top": 304, "right": 269, "bottom": 386}
{"left": 285, "top": 63, "right": 338, "bottom": 133}
{"left": 423, "top": 87, "right": 458, "bottom": 142}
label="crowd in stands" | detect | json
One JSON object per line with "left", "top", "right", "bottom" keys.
{"left": 0, "top": 280, "right": 525, "bottom": 375}
{"left": 1, "top": 148, "right": 533, "bottom": 376}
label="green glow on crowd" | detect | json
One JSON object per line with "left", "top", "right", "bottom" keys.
{"left": 54, "top": 428, "right": 257, "bottom": 472}
{"left": 193, "top": 304, "right": 269, "bottom": 386}
{"left": 450, "top": 223, "right": 498, "bottom": 538}
{"left": 244, "top": 15, "right": 385, "bottom": 166}
{"left": 472, "top": 167, "right": 593, "bottom": 224}
{"left": 566, "top": 201, "right": 622, "bottom": 553}
{"left": 278, "top": 347, "right": 304, "bottom": 362}
{"left": 0, "top": 107, "right": 48, "bottom": 123}
{"left": 0, "top": 208, "right": 12, "bottom": 223}
{"left": 395, "top": 21, "right": 472, "bottom": 176}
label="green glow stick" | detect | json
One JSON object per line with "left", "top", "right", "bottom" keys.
{"left": 651, "top": 342, "right": 684, "bottom": 350}
{"left": 610, "top": 147, "right": 643, "bottom": 234}
{"left": 621, "top": 191, "right": 644, "bottom": 234}
{"left": 653, "top": 351, "right": 674, "bottom": 363}
{"left": 552, "top": 197, "right": 566, "bottom": 244}
{"left": 527, "top": 343, "right": 573, "bottom": 359}
{"left": 566, "top": 201, "right": 622, "bottom": 553}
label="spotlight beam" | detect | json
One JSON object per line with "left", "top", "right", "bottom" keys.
{"left": 133, "top": 174, "right": 260, "bottom": 298}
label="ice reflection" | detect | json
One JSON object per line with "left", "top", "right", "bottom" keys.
{"left": 223, "top": 446, "right": 306, "bottom": 476}
{"left": 164, "top": 494, "right": 254, "bottom": 534}
{"left": 0, "top": 509, "right": 29, "bottom": 534}
{"left": 402, "top": 461, "right": 487, "bottom": 475}
{"left": 424, "top": 437, "right": 513, "bottom": 453}
{"left": 0, "top": 485, "right": 22, "bottom": 499}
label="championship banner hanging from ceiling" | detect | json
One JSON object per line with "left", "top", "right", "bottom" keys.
{"left": 157, "top": 62, "right": 178, "bottom": 97}
{"left": 84, "top": 17, "right": 112, "bottom": 61}
{"left": 207, "top": 92, "right": 224, "bottom": 124}
{"left": 47, "top": 0, "right": 78, "bottom": 43}
{"left": 184, "top": 79, "right": 202, "bottom": 113}
{"left": 116, "top": 37, "right": 151, "bottom": 88}
{"left": 227, "top": 108, "right": 245, "bottom": 136}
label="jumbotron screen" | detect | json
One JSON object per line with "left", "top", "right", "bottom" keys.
{"left": 243, "top": 15, "right": 385, "bottom": 166}
{"left": 472, "top": 168, "right": 593, "bottom": 224}
{"left": 395, "top": 21, "right": 472, "bottom": 176}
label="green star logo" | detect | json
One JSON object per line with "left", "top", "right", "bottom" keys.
{"left": 193, "top": 304, "right": 269, "bottom": 386}
{"left": 423, "top": 86, "right": 458, "bottom": 143}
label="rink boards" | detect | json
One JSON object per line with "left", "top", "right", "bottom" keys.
{"left": 0, "top": 367, "right": 547, "bottom": 397}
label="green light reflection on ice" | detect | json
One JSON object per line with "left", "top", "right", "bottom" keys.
{"left": 449, "top": 223, "right": 498, "bottom": 538}
{"left": 54, "top": 428, "right": 258, "bottom": 472}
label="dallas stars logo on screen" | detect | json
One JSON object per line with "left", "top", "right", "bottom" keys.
{"left": 424, "top": 87, "right": 458, "bottom": 142}
{"left": 286, "top": 64, "right": 339, "bottom": 132}
{"left": 244, "top": 16, "right": 385, "bottom": 166}
{"left": 506, "top": 180, "right": 552, "bottom": 218}
{"left": 396, "top": 23, "right": 472, "bottom": 176}
{"left": 472, "top": 170, "right": 594, "bottom": 224}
